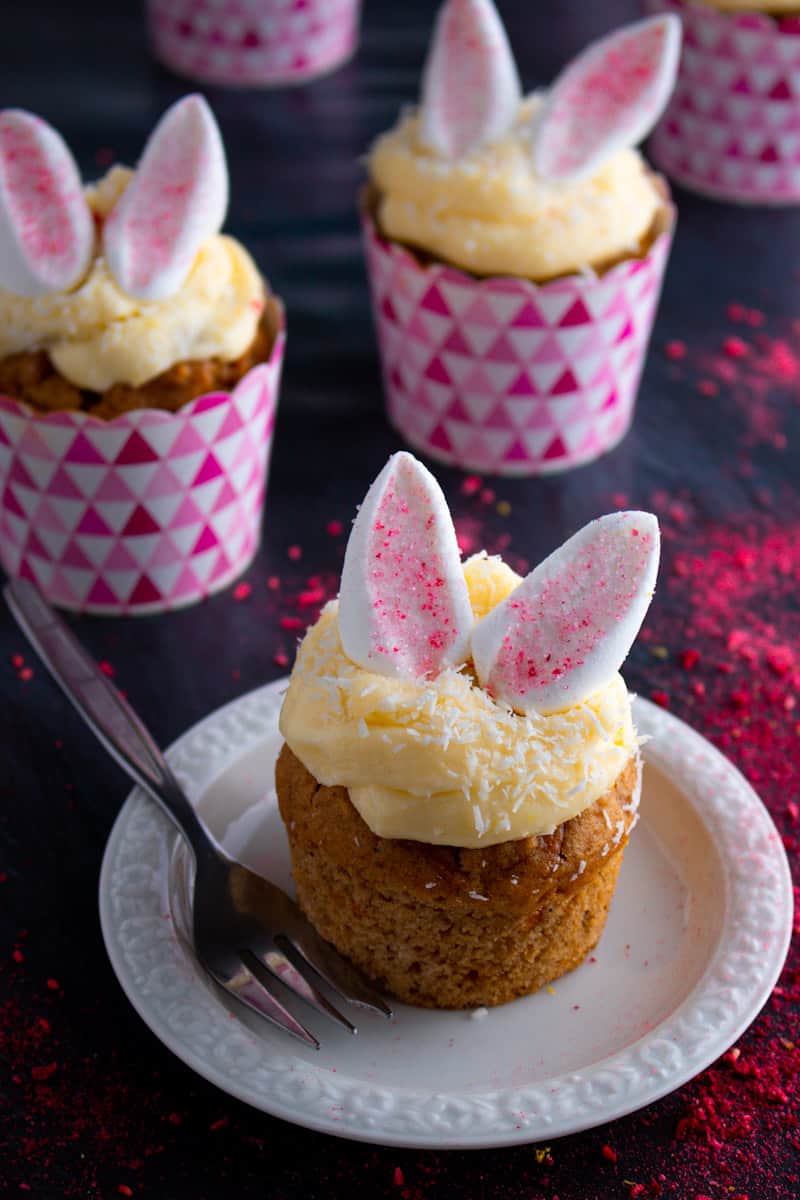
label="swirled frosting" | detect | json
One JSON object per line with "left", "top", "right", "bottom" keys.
{"left": 0, "top": 167, "right": 265, "bottom": 391}
{"left": 279, "top": 553, "right": 637, "bottom": 848}
{"left": 368, "top": 97, "right": 665, "bottom": 281}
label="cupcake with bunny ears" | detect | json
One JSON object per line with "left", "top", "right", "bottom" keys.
{"left": 277, "top": 452, "right": 659, "bottom": 1008}
{"left": 0, "top": 98, "right": 284, "bottom": 614}
{"left": 362, "top": 3, "right": 679, "bottom": 477}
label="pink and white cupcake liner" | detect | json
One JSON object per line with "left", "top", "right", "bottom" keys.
{"left": 0, "top": 318, "right": 285, "bottom": 615}
{"left": 147, "top": 0, "right": 360, "bottom": 87}
{"left": 646, "top": 0, "right": 800, "bottom": 204}
{"left": 362, "top": 206, "right": 674, "bottom": 477}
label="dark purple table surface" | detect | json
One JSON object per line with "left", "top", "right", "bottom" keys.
{"left": 1, "top": 2, "right": 799, "bottom": 1197}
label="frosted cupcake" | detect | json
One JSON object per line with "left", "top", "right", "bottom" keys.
{"left": 362, "top": 3, "right": 679, "bottom": 476}
{"left": 0, "top": 98, "right": 284, "bottom": 613}
{"left": 0, "top": 98, "right": 280, "bottom": 417}
{"left": 646, "top": 0, "right": 800, "bottom": 204}
{"left": 278, "top": 452, "right": 659, "bottom": 1008}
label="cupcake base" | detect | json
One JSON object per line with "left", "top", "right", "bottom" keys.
{"left": 276, "top": 745, "right": 639, "bottom": 1009}
{"left": 0, "top": 299, "right": 280, "bottom": 420}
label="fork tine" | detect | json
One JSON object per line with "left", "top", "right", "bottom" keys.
{"left": 278, "top": 929, "right": 393, "bottom": 1018}
{"left": 246, "top": 945, "right": 356, "bottom": 1036}
{"left": 208, "top": 958, "right": 319, "bottom": 1049}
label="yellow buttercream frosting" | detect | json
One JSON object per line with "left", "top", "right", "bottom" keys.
{"left": 368, "top": 97, "right": 665, "bottom": 281}
{"left": 0, "top": 167, "right": 266, "bottom": 391}
{"left": 279, "top": 552, "right": 637, "bottom": 848}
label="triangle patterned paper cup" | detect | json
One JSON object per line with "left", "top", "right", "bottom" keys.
{"left": 147, "top": 0, "right": 361, "bottom": 87}
{"left": 361, "top": 201, "right": 675, "bottom": 477}
{"left": 646, "top": 0, "right": 800, "bottom": 205}
{"left": 0, "top": 309, "right": 285, "bottom": 615}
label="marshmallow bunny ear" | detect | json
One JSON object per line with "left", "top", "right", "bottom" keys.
{"left": 338, "top": 452, "right": 473, "bottom": 680}
{"left": 103, "top": 94, "right": 228, "bottom": 302}
{"left": 472, "top": 512, "right": 659, "bottom": 715}
{"left": 420, "top": 0, "right": 521, "bottom": 160}
{"left": 0, "top": 110, "right": 93, "bottom": 297}
{"left": 532, "top": 15, "right": 681, "bottom": 183}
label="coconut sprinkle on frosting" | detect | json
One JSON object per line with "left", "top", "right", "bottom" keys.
{"left": 278, "top": 553, "right": 637, "bottom": 848}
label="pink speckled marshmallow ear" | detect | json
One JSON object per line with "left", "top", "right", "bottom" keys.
{"left": 0, "top": 109, "right": 94, "bottom": 297}
{"left": 532, "top": 15, "right": 681, "bottom": 183}
{"left": 103, "top": 94, "right": 228, "bottom": 302}
{"left": 420, "top": 0, "right": 521, "bottom": 160}
{"left": 472, "top": 512, "right": 660, "bottom": 715}
{"left": 338, "top": 452, "right": 474, "bottom": 680}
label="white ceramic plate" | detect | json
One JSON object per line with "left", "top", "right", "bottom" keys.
{"left": 99, "top": 682, "right": 793, "bottom": 1149}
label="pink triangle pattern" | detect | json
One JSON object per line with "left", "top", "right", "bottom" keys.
{"left": 147, "top": 0, "right": 360, "bottom": 87}
{"left": 645, "top": 0, "right": 800, "bottom": 203}
{"left": 362, "top": 211, "right": 673, "bottom": 477}
{"left": 0, "top": 329, "right": 285, "bottom": 614}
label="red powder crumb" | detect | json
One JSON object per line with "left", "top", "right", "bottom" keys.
{"left": 31, "top": 1062, "right": 57, "bottom": 1081}
{"left": 11, "top": 654, "right": 24, "bottom": 669}
{"left": 680, "top": 649, "right": 700, "bottom": 670}
{"left": 274, "top": 651, "right": 289, "bottom": 668}
{"left": 724, "top": 336, "right": 748, "bottom": 359}
{"left": 167, "top": 1112, "right": 182, "bottom": 1126}
{"left": 601, "top": 1144, "right": 617, "bottom": 1163}
{"left": 279, "top": 616, "right": 304, "bottom": 632}
{"left": 664, "top": 340, "right": 687, "bottom": 360}
{"left": 288, "top": 545, "right": 302, "bottom": 561}
{"left": 98, "top": 660, "right": 115, "bottom": 678}
{"left": 19, "top": 666, "right": 33, "bottom": 682}
{"left": 12, "top": 948, "right": 24, "bottom": 963}
{"left": 697, "top": 379, "right": 719, "bottom": 396}
{"left": 209, "top": 1116, "right": 229, "bottom": 1131}
{"left": 45, "top": 978, "right": 59, "bottom": 991}
{"left": 393, "top": 1167, "right": 405, "bottom": 1186}
{"left": 651, "top": 690, "right": 670, "bottom": 708}
{"left": 461, "top": 474, "right": 482, "bottom": 496}
{"left": 232, "top": 581, "right": 252, "bottom": 601}
{"left": 326, "top": 520, "right": 343, "bottom": 536}
{"left": 267, "top": 576, "right": 281, "bottom": 590}
{"left": 298, "top": 587, "right": 326, "bottom": 608}
{"left": 117, "top": 1187, "right": 133, "bottom": 1198}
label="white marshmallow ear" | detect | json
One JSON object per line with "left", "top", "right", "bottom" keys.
{"left": 338, "top": 452, "right": 473, "bottom": 680}
{"left": 472, "top": 512, "right": 660, "bottom": 714}
{"left": 532, "top": 15, "right": 681, "bottom": 183}
{"left": 103, "top": 94, "right": 228, "bottom": 302}
{"left": 420, "top": 0, "right": 521, "bottom": 161}
{"left": 0, "top": 109, "right": 93, "bottom": 297}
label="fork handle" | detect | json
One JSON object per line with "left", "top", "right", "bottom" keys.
{"left": 4, "top": 578, "right": 220, "bottom": 868}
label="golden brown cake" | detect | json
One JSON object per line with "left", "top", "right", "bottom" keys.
{"left": 278, "top": 745, "right": 638, "bottom": 1009}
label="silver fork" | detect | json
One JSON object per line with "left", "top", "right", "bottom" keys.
{"left": 5, "top": 577, "right": 392, "bottom": 1049}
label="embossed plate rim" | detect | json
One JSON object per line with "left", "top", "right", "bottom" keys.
{"left": 99, "top": 681, "right": 793, "bottom": 1148}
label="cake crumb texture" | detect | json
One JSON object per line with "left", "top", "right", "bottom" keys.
{"left": 276, "top": 745, "right": 638, "bottom": 1008}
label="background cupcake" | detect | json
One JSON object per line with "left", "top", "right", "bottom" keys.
{"left": 146, "top": 0, "right": 361, "bottom": 87}
{"left": 646, "top": 0, "right": 800, "bottom": 204}
{"left": 0, "top": 97, "right": 284, "bottom": 614}
{"left": 363, "top": 2, "right": 679, "bottom": 477}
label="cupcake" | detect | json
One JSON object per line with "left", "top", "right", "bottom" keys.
{"left": 362, "top": 3, "right": 679, "bottom": 477}
{"left": 147, "top": 0, "right": 362, "bottom": 88}
{"left": 646, "top": 0, "right": 800, "bottom": 205}
{"left": 277, "top": 451, "right": 659, "bottom": 1008}
{"left": 0, "top": 97, "right": 284, "bottom": 613}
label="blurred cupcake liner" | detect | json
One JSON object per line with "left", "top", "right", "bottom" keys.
{"left": 0, "top": 301, "right": 285, "bottom": 615}
{"left": 361, "top": 202, "right": 675, "bottom": 477}
{"left": 147, "top": 0, "right": 360, "bottom": 87}
{"left": 646, "top": 0, "right": 800, "bottom": 204}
